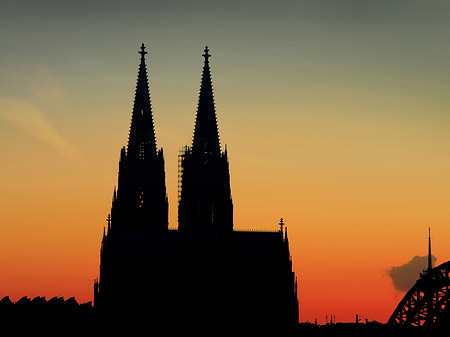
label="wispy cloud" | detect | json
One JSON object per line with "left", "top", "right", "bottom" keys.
{"left": 0, "top": 96, "right": 82, "bottom": 162}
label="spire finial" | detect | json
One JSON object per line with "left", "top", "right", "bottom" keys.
{"left": 139, "top": 43, "right": 147, "bottom": 59}
{"left": 203, "top": 46, "right": 211, "bottom": 62}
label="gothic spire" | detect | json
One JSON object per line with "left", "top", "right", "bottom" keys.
{"left": 127, "top": 43, "right": 157, "bottom": 159}
{"left": 192, "top": 46, "right": 221, "bottom": 156}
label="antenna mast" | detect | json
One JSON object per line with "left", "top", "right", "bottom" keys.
{"left": 428, "top": 227, "right": 432, "bottom": 271}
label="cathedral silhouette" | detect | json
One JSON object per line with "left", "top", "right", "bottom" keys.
{"left": 93, "top": 44, "right": 298, "bottom": 332}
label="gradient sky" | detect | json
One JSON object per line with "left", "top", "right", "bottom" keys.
{"left": 1, "top": 0, "right": 450, "bottom": 324}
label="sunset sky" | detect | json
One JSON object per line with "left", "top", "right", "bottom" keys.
{"left": 1, "top": 0, "right": 450, "bottom": 324}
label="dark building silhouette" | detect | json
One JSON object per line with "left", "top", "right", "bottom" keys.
{"left": 111, "top": 43, "right": 168, "bottom": 231}
{"left": 94, "top": 44, "right": 298, "bottom": 333}
{"left": 178, "top": 46, "right": 233, "bottom": 234}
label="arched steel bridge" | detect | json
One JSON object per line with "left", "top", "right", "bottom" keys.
{"left": 388, "top": 260, "right": 450, "bottom": 327}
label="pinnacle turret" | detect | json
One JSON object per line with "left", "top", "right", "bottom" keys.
{"left": 127, "top": 43, "right": 157, "bottom": 159}
{"left": 192, "top": 46, "right": 221, "bottom": 156}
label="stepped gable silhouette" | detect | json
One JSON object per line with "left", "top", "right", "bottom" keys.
{"left": 94, "top": 44, "right": 298, "bottom": 333}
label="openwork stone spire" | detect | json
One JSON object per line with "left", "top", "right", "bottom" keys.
{"left": 127, "top": 43, "right": 157, "bottom": 159}
{"left": 110, "top": 43, "right": 168, "bottom": 232}
{"left": 178, "top": 46, "right": 233, "bottom": 233}
{"left": 192, "top": 46, "right": 221, "bottom": 156}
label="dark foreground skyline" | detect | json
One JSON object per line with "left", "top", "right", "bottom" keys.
{"left": 2, "top": 1, "right": 450, "bottom": 324}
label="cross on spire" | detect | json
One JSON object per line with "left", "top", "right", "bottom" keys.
{"left": 139, "top": 43, "right": 147, "bottom": 59}
{"left": 202, "top": 46, "right": 211, "bottom": 62}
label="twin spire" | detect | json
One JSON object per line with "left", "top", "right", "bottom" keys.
{"left": 127, "top": 43, "right": 157, "bottom": 159}
{"left": 122, "top": 44, "right": 229, "bottom": 232}
{"left": 192, "top": 46, "right": 221, "bottom": 156}
{"left": 127, "top": 44, "right": 221, "bottom": 159}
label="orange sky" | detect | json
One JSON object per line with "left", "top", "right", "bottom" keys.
{"left": 1, "top": 0, "right": 450, "bottom": 324}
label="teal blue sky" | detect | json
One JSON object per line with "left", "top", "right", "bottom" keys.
{"left": 3, "top": 0, "right": 450, "bottom": 163}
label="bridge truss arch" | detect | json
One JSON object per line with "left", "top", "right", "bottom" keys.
{"left": 388, "top": 260, "right": 450, "bottom": 327}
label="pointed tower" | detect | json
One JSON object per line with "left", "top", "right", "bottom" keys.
{"left": 127, "top": 43, "right": 157, "bottom": 158}
{"left": 192, "top": 46, "right": 221, "bottom": 156}
{"left": 95, "top": 44, "right": 170, "bottom": 325}
{"left": 178, "top": 46, "right": 233, "bottom": 233}
{"left": 110, "top": 43, "right": 168, "bottom": 231}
